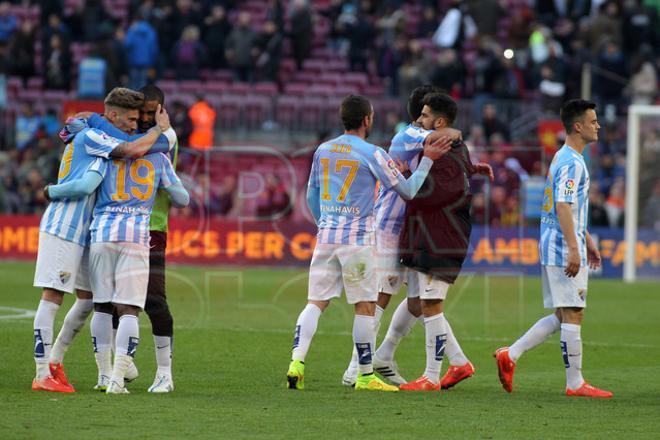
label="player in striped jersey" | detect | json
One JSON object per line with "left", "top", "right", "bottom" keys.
{"left": 286, "top": 95, "right": 453, "bottom": 391}
{"left": 495, "top": 99, "right": 612, "bottom": 398}
{"left": 32, "top": 88, "right": 176, "bottom": 393}
{"left": 342, "top": 86, "right": 492, "bottom": 387}
{"left": 46, "top": 137, "right": 189, "bottom": 394}
{"left": 82, "top": 85, "right": 180, "bottom": 393}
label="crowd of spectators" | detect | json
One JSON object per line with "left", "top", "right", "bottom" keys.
{"left": 0, "top": 0, "right": 659, "bottom": 230}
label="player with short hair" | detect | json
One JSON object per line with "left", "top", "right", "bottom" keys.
{"left": 342, "top": 87, "right": 492, "bottom": 388}
{"left": 286, "top": 94, "right": 453, "bottom": 391}
{"left": 87, "top": 85, "right": 179, "bottom": 392}
{"left": 395, "top": 92, "right": 482, "bottom": 391}
{"left": 33, "top": 87, "right": 176, "bottom": 393}
{"left": 46, "top": 108, "right": 189, "bottom": 395}
{"left": 495, "top": 99, "right": 612, "bottom": 398}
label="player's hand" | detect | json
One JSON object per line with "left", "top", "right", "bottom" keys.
{"left": 423, "top": 136, "right": 452, "bottom": 160}
{"left": 475, "top": 162, "right": 494, "bottom": 181}
{"left": 565, "top": 247, "right": 580, "bottom": 277}
{"left": 155, "top": 104, "right": 171, "bottom": 132}
{"left": 586, "top": 236, "right": 601, "bottom": 270}
{"left": 393, "top": 158, "right": 409, "bottom": 174}
{"left": 43, "top": 185, "right": 51, "bottom": 202}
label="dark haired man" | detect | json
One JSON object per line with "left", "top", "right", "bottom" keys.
{"left": 286, "top": 95, "right": 454, "bottom": 391}
{"left": 87, "top": 84, "right": 179, "bottom": 393}
{"left": 396, "top": 92, "right": 488, "bottom": 391}
{"left": 342, "top": 87, "right": 492, "bottom": 388}
{"left": 33, "top": 87, "right": 174, "bottom": 393}
{"left": 495, "top": 99, "right": 612, "bottom": 398}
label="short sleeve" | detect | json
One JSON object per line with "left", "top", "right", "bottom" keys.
{"left": 83, "top": 128, "right": 122, "bottom": 159}
{"left": 368, "top": 148, "right": 404, "bottom": 190}
{"left": 554, "top": 160, "right": 583, "bottom": 204}
{"left": 402, "top": 126, "right": 432, "bottom": 151}
{"left": 158, "top": 153, "right": 179, "bottom": 189}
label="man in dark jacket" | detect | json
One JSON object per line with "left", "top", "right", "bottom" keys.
{"left": 398, "top": 92, "right": 491, "bottom": 391}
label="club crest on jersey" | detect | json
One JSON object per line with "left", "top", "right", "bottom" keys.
{"left": 59, "top": 271, "right": 71, "bottom": 285}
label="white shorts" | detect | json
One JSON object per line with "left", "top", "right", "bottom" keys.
{"left": 407, "top": 269, "right": 450, "bottom": 300}
{"left": 75, "top": 247, "right": 92, "bottom": 292}
{"left": 375, "top": 230, "right": 406, "bottom": 295}
{"left": 542, "top": 265, "right": 588, "bottom": 309}
{"left": 89, "top": 242, "right": 150, "bottom": 308}
{"left": 34, "top": 232, "right": 84, "bottom": 294}
{"left": 308, "top": 243, "right": 378, "bottom": 304}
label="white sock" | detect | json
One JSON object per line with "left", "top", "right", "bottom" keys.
{"left": 509, "top": 314, "right": 561, "bottom": 362}
{"left": 348, "top": 305, "right": 384, "bottom": 371}
{"left": 91, "top": 312, "right": 113, "bottom": 380}
{"left": 291, "top": 304, "right": 322, "bottom": 362}
{"left": 375, "top": 299, "right": 419, "bottom": 362}
{"left": 154, "top": 335, "right": 172, "bottom": 377}
{"left": 561, "top": 323, "right": 584, "bottom": 390}
{"left": 423, "top": 313, "right": 447, "bottom": 384}
{"left": 116, "top": 315, "right": 140, "bottom": 357}
{"left": 444, "top": 318, "right": 469, "bottom": 366}
{"left": 33, "top": 299, "right": 60, "bottom": 379}
{"left": 353, "top": 314, "right": 376, "bottom": 375}
{"left": 50, "top": 298, "right": 93, "bottom": 364}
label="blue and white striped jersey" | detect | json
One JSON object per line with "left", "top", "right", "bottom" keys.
{"left": 540, "top": 145, "right": 590, "bottom": 266}
{"left": 309, "top": 134, "right": 413, "bottom": 246}
{"left": 374, "top": 124, "right": 431, "bottom": 235}
{"left": 90, "top": 152, "right": 180, "bottom": 246}
{"left": 39, "top": 128, "right": 122, "bottom": 246}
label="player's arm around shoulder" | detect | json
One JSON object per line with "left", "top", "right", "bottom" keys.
{"left": 45, "top": 160, "right": 107, "bottom": 201}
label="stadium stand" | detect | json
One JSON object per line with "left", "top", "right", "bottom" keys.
{"left": 0, "top": 0, "right": 658, "bottom": 228}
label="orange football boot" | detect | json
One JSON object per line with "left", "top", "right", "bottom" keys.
{"left": 399, "top": 376, "right": 440, "bottom": 391}
{"left": 440, "top": 362, "right": 475, "bottom": 390}
{"left": 566, "top": 382, "right": 613, "bottom": 399}
{"left": 494, "top": 347, "right": 515, "bottom": 393}
{"left": 32, "top": 375, "right": 75, "bottom": 393}
{"left": 49, "top": 363, "right": 74, "bottom": 390}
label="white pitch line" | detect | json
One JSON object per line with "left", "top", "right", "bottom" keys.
{"left": 0, "top": 306, "right": 36, "bottom": 320}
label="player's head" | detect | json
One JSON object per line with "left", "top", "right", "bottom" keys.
{"left": 407, "top": 85, "right": 442, "bottom": 122}
{"left": 104, "top": 87, "right": 144, "bottom": 135}
{"left": 561, "top": 99, "right": 599, "bottom": 143}
{"left": 341, "top": 95, "right": 374, "bottom": 138}
{"left": 417, "top": 93, "right": 457, "bottom": 130}
{"left": 138, "top": 84, "right": 165, "bottom": 132}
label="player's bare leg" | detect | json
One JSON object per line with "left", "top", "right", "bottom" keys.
{"left": 107, "top": 304, "right": 141, "bottom": 394}
{"left": 560, "top": 307, "right": 612, "bottom": 398}
{"left": 49, "top": 289, "right": 93, "bottom": 388}
{"left": 32, "top": 288, "right": 74, "bottom": 393}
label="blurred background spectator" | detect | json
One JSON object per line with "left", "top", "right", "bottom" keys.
{"left": 0, "top": 0, "right": 657, "bottom": 227}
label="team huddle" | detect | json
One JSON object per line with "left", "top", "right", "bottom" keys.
{"left": 286, "top": 91, "right": 613, "bottom": 399}
{"left": 32, "top": 86, "right": 189, "bottom": 394}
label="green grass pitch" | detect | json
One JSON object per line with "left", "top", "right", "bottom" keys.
{"left": 1, "top": 261, "right": 659, "bottom": 439}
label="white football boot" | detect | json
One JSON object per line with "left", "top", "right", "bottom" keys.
{"left": 373, "top": 355, "right": 406, "bottom": 385}
{"left": 148, "top": 374, "right": 174, "bottom": 393}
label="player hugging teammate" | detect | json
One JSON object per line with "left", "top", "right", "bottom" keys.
{"left": 31, "top": 87, "right": 189, "bottom": 394}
